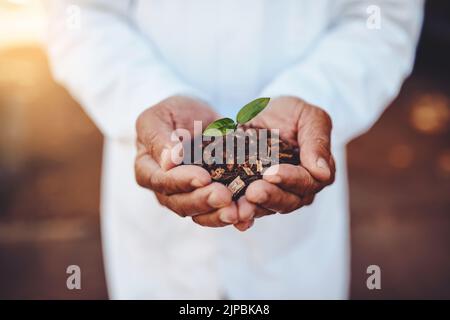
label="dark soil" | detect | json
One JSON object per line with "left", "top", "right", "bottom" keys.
{"left": 183, "top": 128, "right": 300, "bottom": 200}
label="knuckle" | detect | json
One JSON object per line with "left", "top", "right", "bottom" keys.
{"left": 284, "top": 197, "right": 303, "bottom": 213}
{"left": 149, "top": 173, "right": 162, "bottom": 192}
{"left": 171, "top": 198, "right": 188, "bottom": 217}
{"left": 136, "top": 110, "right": 148, "bottom": 132}
{"left": 316, "top": 107, "right": 332, "bottom": 128}
{"left": 135, "top": 168, "right": 147, "bottom": 188}
{"left": 301, "top": 173, "right": 316, "bottom": 195}
{"left": 151, "top": 173, "right": 173, "bottom": 195}
{"left": 308, "top": 175, "right": 320, "bottom": 193}
{"left": 303, "top": 195, "right": 315, "bottom": 206}
{"left": 155, "top": 193, "right": 167, "bottom": 207}
{"left": 136, "top": 176, "right": 149, "bottom": 189}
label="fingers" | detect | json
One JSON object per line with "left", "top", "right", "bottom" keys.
{"left": 136, "top": 151, "right": 211, "bottom": 194}
{"left": 297, "top": 106, "right": 335, "bottom": 182}
{"left": 232, "top": 197, "right": 273, "bottom": 231}
{"left": 303, "top": 194, "right": 315, "bottom": 206}
{"left": 136, "top": 108, "right": 181, "bottom": 170}
{"left": 263, "top": 164, "right": 325, "bottom": 196}
{"left": 155, "top": 182, "right": 233, "bottom": 217}
{"left": 136, "top": 97, "right": 219, "bottom": 171}
{"left": 245, "top": 180, "right": 304, "bottom": 214}
{"left": 152, "top": 165, "right": 211, "bottom": 194}
{"left": 237, "top": 196, "right": 275, "bottom": 220}
{"left": 192, "top": 202, "right": 239, "bottom": 228}
{"left": 233, "top": 219, "right": 254, "bottom": 232}
{"left": 194, "top": 196, "right": 275, "bottom": 231}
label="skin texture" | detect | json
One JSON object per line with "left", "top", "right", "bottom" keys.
{"left": 234, "top": 96, "right": 336, "bottom": 230}
{"left": 135, "top": 95, "right": 335, "bottom": 231}
{"left": 135, "top": 96, "right": 240, "bottom": 228}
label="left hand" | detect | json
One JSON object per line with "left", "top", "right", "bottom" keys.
{"left": 234, "top": 96, "right": 336, "bottom": 231}
{"left": 135, "top": 96, "right": 239, "bottom": 228}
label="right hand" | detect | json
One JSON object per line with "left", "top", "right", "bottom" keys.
{"left": 135, "top": 95, "right": 239, "bottom": 227}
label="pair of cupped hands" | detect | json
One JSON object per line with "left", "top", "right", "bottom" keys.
{"left": 135, "top": 95, "right": 335, "bottom": 231}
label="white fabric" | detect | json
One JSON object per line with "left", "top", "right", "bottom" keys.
{"left": 46, "top": 0, "right": 423, "bottom": 299}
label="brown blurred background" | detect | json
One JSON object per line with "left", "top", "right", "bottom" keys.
{"left": 0, "top": 1, "right": 449, "bottom": 299}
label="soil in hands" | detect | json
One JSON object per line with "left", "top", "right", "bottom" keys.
{"left": 182, "top": 128, "right": 300, "bottom": 200}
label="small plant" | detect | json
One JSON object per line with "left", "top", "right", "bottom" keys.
{"left": 187, "top": 97, "right": 299, "bottom": 200}
{"left": 203, "top": 97, "right": 271, "bottom": 136}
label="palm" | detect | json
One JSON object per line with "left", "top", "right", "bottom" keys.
{"left": 241, "top": 96, "right": 335, "bottom": 216}
{"left": 248, "top": 96, "right": 303, "bottom": 147}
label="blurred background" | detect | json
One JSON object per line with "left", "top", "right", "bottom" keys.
{"left": 0, "top": 0, "right": 449, "bottom": 299}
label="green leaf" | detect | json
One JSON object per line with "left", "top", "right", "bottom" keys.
{"left": 203, "top": 118, "right": 236, "bottom": 136}
{"left": 236, "top": 97, "right": 270, "bottom": 124}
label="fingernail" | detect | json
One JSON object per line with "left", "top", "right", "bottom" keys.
{"left": 264, "top": 165, "right": 280, "bottom": 176}
{"left": 236, "top": 220, "right": 254, "bottom": 232}
{"left": 208, "top": 192, "right": 228, "bottom": 208}
{"left": 255, "top": 191, "right": 268, "bottom": 204}
{"left": 263, "top": 165, "right": 281, "bottom": 183}
{"left": 316, "top": 157, "right": 330, "bottom": 174}
{"left": 191, "top": 179, "right": 205, "bottom": 188}
{"left": 220, "top": 210, "right": 235, "bottom": 224}
{"left": 264, "top": 174, "right": 281, "bottom": 184}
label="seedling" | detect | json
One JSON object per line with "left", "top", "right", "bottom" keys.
{"left": 203, "top": 97, "right": 271, "bottom": 136}
{"left": 184, "top": 97, "right": 300, "bottom": 200}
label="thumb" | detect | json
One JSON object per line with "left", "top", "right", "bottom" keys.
{"left": 136, "top": 111, "right": 182, "bottom": 171}
{"left": 149, "top": 128, "right": 182, "bottom": 171}
{"left": 297, "top": 106, "right": 334, "bottom": 182}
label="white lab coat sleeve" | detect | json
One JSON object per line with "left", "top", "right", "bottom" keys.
{"left": 261, "top": 0, "right": 424, "bottom": 145}
{"left": 46, "top": 0, "right": 205, "bottom": 141}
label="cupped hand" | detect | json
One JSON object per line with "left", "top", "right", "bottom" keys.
{"left": 236, "top": 96, "right": 336, "bottom": 227}
{"left": 135, "top": 95, "right": 240, "bottom": 228}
